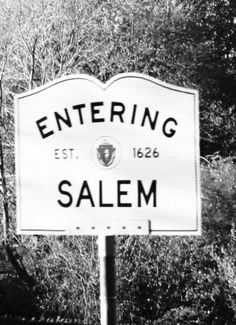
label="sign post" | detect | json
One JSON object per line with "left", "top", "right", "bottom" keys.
{"left": 98, "top": 235, "right": 116, "bottom": 325}
{"left": 15, "top": 73, "right": 201, "bottom": 324}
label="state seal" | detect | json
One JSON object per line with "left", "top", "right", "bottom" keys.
{"left": 92, "top": 136, "right": 121, "bottom": 169}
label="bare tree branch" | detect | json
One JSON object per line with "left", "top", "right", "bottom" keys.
{"left": 30, "top": 36, "right": 38, "bottom": 89}
{"left": 0, "top": 44, "right": 10, "bottom": 240}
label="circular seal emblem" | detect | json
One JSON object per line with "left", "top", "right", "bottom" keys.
{"left": 92, "top": 136, "right": 121, "bottom": 169}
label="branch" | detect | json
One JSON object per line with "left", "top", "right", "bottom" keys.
{"left": 0, "top": 77, "right": 10, "bottom": 240}
{"left": 0, "top": 140, "right": 9, "bottom": 239}
{"left": 0, "top": 49, "right": 36, "bottom": 289}
{"left": 5, "top": 243, "right": 36, "bottom": 287}
{"left": 30, "top": 36, "right": 38, "bottom": 89}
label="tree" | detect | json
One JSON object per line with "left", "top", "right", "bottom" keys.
{"left": 171, "top": 0, "right": 236, "bottom": 155}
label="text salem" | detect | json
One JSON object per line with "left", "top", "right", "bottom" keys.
{"left": 58, "top": 179, "right": 157, "bottom": 207}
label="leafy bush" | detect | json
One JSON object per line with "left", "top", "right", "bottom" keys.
{"left": 117, "top": 157, "right": 236, "bottom": 324}
{"left": 201, "top": 155, "right": 236, "bottom": 246}
{"left": 20, "top": 236, "right": 100, "bottom": 322}
{"left": 0, "top": 276, "right": 39, "bottom": 317}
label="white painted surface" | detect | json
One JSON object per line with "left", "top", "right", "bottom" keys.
{"left": 15, "top": 73, "right": 201, "bottom": 235}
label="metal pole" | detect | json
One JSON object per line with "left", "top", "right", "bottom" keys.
{"left": 98, "top": 235, "right": 116, "bottom": 325}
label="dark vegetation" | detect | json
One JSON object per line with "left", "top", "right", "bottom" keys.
{"left": 0, "top": 0, "right": 236, "bottom": 323}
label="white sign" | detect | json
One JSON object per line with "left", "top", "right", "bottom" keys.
{"left": 15, "top": 73, "right": 201, "bottom": 235}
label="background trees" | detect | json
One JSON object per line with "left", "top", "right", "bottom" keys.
{"left": 2, "top": 0, "right": 235, "bottom": 156}
{"left": 0, "top": 0, "right": 236, "bottom": 323}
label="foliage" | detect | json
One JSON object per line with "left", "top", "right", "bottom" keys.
{"left": 202, "top": 155, "right": 236, "bottom": 245}
{"left": 117, "top": 157, "right": 236, "bottom": 324}
{"left": 0, "top": 275, "right": 39, "bottom": 317}
{"left": 20, "top": 236, "right": 99, "bottom": 322}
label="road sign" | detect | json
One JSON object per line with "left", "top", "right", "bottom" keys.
{"left": 15, "top": 73, "right": 201, "bottom": 235}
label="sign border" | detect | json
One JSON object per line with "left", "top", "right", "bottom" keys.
{"left": 15, "top": 73, "right": 201, "bottom": 236}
